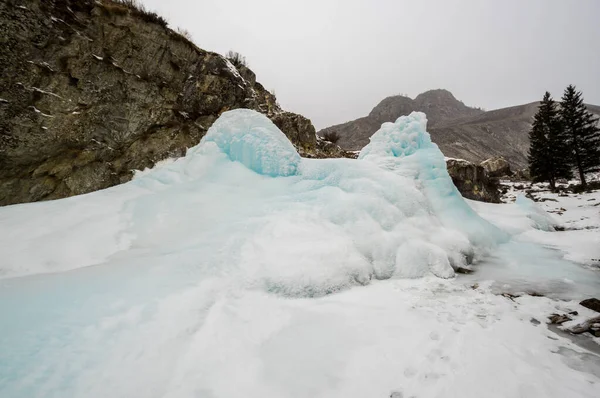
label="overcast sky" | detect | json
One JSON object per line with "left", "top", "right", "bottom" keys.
{"left": 143, "top": 0, "right": 600, "bottom": 130}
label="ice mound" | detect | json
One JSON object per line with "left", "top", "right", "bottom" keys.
{"left": 0, "top": 110, "right": 504, "bottom": 293}
{"left": 515, "top": 194, "right": 559, "bottom": 231}
{"left": 201, "top": 109, "right": 301, "bottom": 177}
{"left": 360, "top": 112, "right": 507, "bottom": 247}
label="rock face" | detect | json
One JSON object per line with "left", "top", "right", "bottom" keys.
{"left": 445, "top": 158, "right": 500, "bottom": 203}
{"left": 0, "top": 0, "right": 346, "bottom": 206}
{"left": 480, "top": 156, "right": 512, "bottom": 178}
{"left": 320, "top": 93, "right": 600, "bottom": 170}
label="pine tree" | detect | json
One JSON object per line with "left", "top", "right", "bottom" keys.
{"left": 560, "top": 85, "right": 600, "bottom": 189}
{"left": 528, "top": 92, "right": 572, "bottom": 190}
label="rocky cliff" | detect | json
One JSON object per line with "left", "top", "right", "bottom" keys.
{"left": 0, "top": 0, "right": 347, "bottom": 206}
{"left": 319, "top": 91, "right": 600, "bottom": 169}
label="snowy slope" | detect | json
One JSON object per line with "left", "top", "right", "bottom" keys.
{"left": 0, "top": 110, "right": 599, "bottom": 398}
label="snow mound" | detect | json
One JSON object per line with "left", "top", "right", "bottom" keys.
{"left": 515, "top": 194, "right": 559, "bottom": 231}
{"left": 360, "top": 112, "right": 507, "bottom": 247}
{"left": 200, "top": 109, "right": 300, "bottom": 177}
{"left": 0, "top": 110, "right": 504, "bottom": 291}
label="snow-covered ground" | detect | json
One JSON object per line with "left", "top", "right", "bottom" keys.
{"left": 0, "top": 111, "right": 599, "bottom": 398}
{"left": 495, "top": 180, "right": 600, "bottom": 267}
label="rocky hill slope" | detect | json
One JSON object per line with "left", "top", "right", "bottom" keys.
{"left": 0, "top": 0, "right": 346, "bottom": 206}
{"left": 430, "top": 102, "right": 600, "bottom": 168}
{"left": 318, "top": 89, "right": 484, "bottom": 150}
{"left": 319, "top": 91, "right": 600, "bottom": 169}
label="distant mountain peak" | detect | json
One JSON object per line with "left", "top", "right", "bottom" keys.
{"left": 322, "top": 89, "right": 483, "bottom": 152}
{"left": 415, "top": 89, "right": 459, "bottom": 104}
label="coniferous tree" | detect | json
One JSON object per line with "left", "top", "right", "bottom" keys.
{"left": 528, "top": 92, "right": 572, "bottom": 190}
{"left": 560, "top": 85, "right": 600, "bottom": 189}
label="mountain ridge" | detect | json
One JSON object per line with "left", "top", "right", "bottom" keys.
{"left": 319, "top": 90, "right": 600, "bottom": 168}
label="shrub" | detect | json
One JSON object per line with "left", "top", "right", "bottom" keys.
{"left": 101, "top": 0, "right": 168, "bottom": 28}
{"left": 226, "top": 51, "right": 247, "bottom": 68}
{"left": 176, "top": 27, "right": 192, "bottom": 40}
{"left": 322, "top": 131, "right": 341, "bottom": 144}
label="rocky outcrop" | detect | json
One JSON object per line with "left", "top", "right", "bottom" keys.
{"left": 446, "top": 158, "right": 500, "bottom": 203}
{"left": 0, "top": 0, "right": 324, "bottom": 205}
{"left": 480, "top": 156, "right": 512, "bottom": 178}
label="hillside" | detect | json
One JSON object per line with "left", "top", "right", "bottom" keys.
{"left": 318, "top": 89, "right": 484, "bottom": 150}
{"left": 0, "top": 0, "right": 345, "bottom": 206}
{"left": 319, "top": 91, "right": 600, "bottom": 168}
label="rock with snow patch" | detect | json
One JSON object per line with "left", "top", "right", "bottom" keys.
{"left": 480, "top": 156, "right": 512, "bottom": 177}
{"left": 580, "top": 298, "right": 600, "bottom": 313}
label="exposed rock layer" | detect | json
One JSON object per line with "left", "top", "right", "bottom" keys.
{"left": 446, "top": 158, "right": 500, "bottom": 203}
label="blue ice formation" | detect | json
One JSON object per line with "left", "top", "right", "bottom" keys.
{"left": 0, "top": 110, "right": 505, "bottom": 287}
{"left": 359, "top": 112, "right": 508, "bottom": 247}
{"left": 201, "top": 109, "right": 301, "bottom": 177}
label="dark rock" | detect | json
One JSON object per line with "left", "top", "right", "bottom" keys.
{"left": 580, "top": 298, "right": 600, "bottom": 313}
{"left": 271, "top": 112, "right": 316, "bottom": 152}
{"left": 527, "top": 291, "right": 544, "bottom": 297}
{"left": 548, "top": 314, "right": 572, "bottom": 325}
{"left": 455, "top": 267, "right": 474, "bottom": 274}
{"left": 569, "top": 311, "right": 579, "bottom": 316}
{"left": 501, "top": 292, "right": 520, "bottom": 301}
{"left": 446, "top": 158, "right": 500, "bottom": 203}
{"left": 530, "top": 318, "right": 541, "bottom": 325}
{"left": 0, "top": 0, "right": 327, "bottom": 206}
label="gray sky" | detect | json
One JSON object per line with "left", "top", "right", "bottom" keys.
{"left": 143, "top": 0, "right": 600, "bottom": 130}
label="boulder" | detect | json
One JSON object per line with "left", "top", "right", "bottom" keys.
{"left": 548, "top": 313, "right": 571, "bottom": 325}
{"left": 446, "top": 158, "right": 500, "bottom": 203}
{"left": 580, "top": 298, "right": 600, "bottom": 313}
{"left": 480, "top": 156, "right": 512, "bottom": 178}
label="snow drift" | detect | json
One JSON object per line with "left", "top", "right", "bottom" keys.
{"left": 0, "top": 110, "right": 503, "bottom": 288}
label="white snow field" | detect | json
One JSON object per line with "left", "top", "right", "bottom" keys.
{"left": 0, "top": 110, "right": 599, "bottom": 398}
